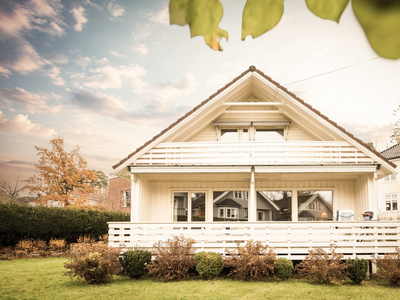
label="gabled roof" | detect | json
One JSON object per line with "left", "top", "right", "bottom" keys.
{"left": 381, "top": 143, "right": 400, "bottom": 160}
{"left": 113, "top": 66, "right": 396, "bottom": 173}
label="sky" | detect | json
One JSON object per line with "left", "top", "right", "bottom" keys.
{"left": 1, "top": 0, "right": 400, "bottom": 187}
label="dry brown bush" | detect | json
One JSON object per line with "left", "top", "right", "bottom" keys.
{"left": 295, "top": 245, "right": 347, "bottom": 284}
{"left": 64, "top": 241, "right": 121, "bottom": 284}
{"left": 147, "top": 235, "right": 195, "bottom": 282}
{"left": 225, "top": 240, "right": 276, "bottom": 281}
{"left": 373, "top": 247, "right": 400, "bottom": 287}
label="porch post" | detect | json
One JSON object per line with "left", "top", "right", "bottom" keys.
{"left": 249, "top": 166, "right": 256, "bottom": 221}
{"left": 130, "top": 174, "right": 138, "bottom": 222}
{"left": 292, "top": 189, "right": 298, "bottom": 222}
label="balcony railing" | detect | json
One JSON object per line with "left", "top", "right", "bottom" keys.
{"left": 108, "top": 221, "right": 400, "bottom": 260}
{"left": 133, "top": 141, "right": 373, "bottom": 166}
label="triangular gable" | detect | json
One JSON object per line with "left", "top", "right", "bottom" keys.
{"left": 112, "top": 66, "right": 396, "bottom": 178}
{"left": 298, "top": 194, "right": 333, "bottom": 211}
{"left": 258, "top": 191, "right": 280, "bottom": 211}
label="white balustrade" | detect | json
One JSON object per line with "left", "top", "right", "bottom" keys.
{"left": 108, "top": 221, "right": 400, "bottom": 260}
{"left": 133, "top": 141, "right": 373, "bottom": 166}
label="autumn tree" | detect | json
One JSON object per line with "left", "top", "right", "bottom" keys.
{"left": 27, "top": 137, "right": 98, "bottom": 207}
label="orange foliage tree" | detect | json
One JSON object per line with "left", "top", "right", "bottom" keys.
{"left": 27, "top": 137, "right": 98, "bottom": 207}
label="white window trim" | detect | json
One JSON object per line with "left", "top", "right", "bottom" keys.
{"left": 172, "top": 190, "right": 207, "bottom": 222}
{"left": 218, "top": 207, "right": 238, "bottom": 219}
{"left": 121, "top": 190, "right": 131, "bottom": 208}
{"left": 385, "top": 193, "right": 398, "bottom": 211}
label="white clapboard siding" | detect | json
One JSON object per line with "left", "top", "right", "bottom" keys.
{"left": 133, "top": 141, "right": 373, "bottom": 166}
{"left": 109, "top": 221, "right": 400, "bottom": 260}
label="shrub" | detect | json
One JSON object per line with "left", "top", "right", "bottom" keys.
{"left": 295, "top": 245, "right": 347, "bottom": 284}
{"left": 275, "top": 258, "right": 293, "bottom": 281}
{"left": 225, "top": 240, "right": 276, "bottom": 281}
{"left": 120, "top": 249, "right": 152, "bottom": 279}
{"left": 64, "top": 242, "right": 121, "bottom": 284}
{"left": 346, "top": 257, "right": 368, "bottom": 285}
{"left": 147, "top": 235, "right": 195, "bottom": 282}
{"left": 194, "top": 251, "right": 223, "bottom": 279}
{"left": 15, "top": 239, "right": 35, "bottom": 256}
{"left": 0, "top": 202, "right": 130, "bottom": 246}
{"left": 373, "top": 247, "right": 400, "bottom": 287}
{"left": 49, "top": 238, "right": 67, "bottom": 252}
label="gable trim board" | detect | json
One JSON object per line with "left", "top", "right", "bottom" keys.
{"left": 112, "top": 66, "right": 396, "bottom": 179}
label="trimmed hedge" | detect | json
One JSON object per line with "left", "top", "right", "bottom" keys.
{"left": 0, "top": 203, "right": 130, "bottom": 246}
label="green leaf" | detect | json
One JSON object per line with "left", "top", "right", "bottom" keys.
{"left": 169, "top": 0, "right": 189, "bottom": 26}
{"left": 305, "top": 0, "right": 349, "bottom": 23}
{"left": 169, "top": 0, "right": 228, "bottom": 51}
{"left": 353, "top": 0, "right": 400, "bottom": 59}
{"left": 242, "top": 0, "right": 284, "bottom": 40}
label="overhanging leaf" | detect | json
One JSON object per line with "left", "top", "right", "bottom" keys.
{"left": 353, "top": 0, "right": 400, "bottom": 59}
{"left": 305, "top": 0, "right": 349, "bottom": 23}
{"left": 242, "top": 0, "right": 284, "bottom": 40}
{"left": 169, "top": 0, "right": 228, "bottom": 51}
{"left": 169, "top": 0, "right": 189, "bottom": 26}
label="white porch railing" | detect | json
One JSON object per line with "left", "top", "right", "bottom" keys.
{"left": 134, "top": 141, "right": 374, "bottom": 166}
{"left": 108, "top": 221, "right": 400, "bottom": 260}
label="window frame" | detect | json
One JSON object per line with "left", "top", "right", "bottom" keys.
{"left": 385, "top": 194, "right": 398, "bottom": 211}
{"left": 121, "top": 190, "right": 131, "bottom": 208}
{"left": 172, "top": 190, "right": 207, "bottom": 222}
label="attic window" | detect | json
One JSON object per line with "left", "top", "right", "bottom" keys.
{"left": 255, "top": 129, "right": 284, "bottom": 142}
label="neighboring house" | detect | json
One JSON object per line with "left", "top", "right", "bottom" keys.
{"left": 108, "top": 177, "right": 131, "bottom": 213}
{"left": 108, "top": 66, "right": 399, "bottom": 259}
{"left": 378, "top": 144, "right": 400, "bottom": 219}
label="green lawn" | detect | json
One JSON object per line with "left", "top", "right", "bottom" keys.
{"left": 1, "top": 257, "right": 400, "bottom": 300}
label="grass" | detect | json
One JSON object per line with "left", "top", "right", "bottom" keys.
{"left": 1, "top": 257, "right": 400, "bottom": 300}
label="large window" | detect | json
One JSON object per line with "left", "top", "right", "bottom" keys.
{"left": 213, "top": 191, "right": 248, "bottom": 221}
{"left": 386, "top": 194, "right": 398, "bottom": 211}
{"left": 298, "top": 191, "right": 333, "bottom": 221}
{"left": 173, "top": 192, "right": 206, "bottom": 222}
{"left": 257, "top": 191, "right": 291, "bottom": 221}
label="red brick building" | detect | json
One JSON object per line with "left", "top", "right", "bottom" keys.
{"left": 109, "top": 177, "right": 131, "bottom": 213}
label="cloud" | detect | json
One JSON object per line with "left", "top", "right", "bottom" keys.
{"left": 107, "top": 1, "right": 125, "bottom": 19}
{"left": 71, "top": 91, "right": 126, "bottom": 117}
{"left": 130, "top": 44, "right": 148, "bottom": 55}
{"left": 70, "top": 6, "right": 88, "bottom": 31}
{"left": 156, "top": 73, "right": 198, "bottom": 100}
{"left": 132, "top": 30, "right": 151, "bottom": 41}
{"left": 84, "top": 63, "right": 148, "bottom": 93}
{"left": 204, "top": 73, "right": 229, "bottom": 87}
{"left": 0, "top": 111, "right": 57, "bottom": 139}
{"left": 0, "top": 0, "right": 65, "bottom": 38}
{"left": 144, "top": 6, "right": 169, "bottom": 25}
{"left": 0, "top": 66, "right": 12, "bottom": 78}
{"left": 71, "top": 90, "right": 191, "bottom": 125}
{"left": 46, "top": 66, "right": 65, "bottom": 86}
{"left": 110, "top": 50, "right": 124, "bottom": 57}
{"left": 8, "top": 41, "right": 47, "bottom": 75}
{"left": 0, "top": 0, "right": 65, "bottom": 74}
{"left": 74, "top": 54, "right": 92, "bottom": 67}
{"left": 45, "top": 52, "right": 68, "bottom": 64}
{"left": 1, "top": 87, "right": 61, "bottom": 115}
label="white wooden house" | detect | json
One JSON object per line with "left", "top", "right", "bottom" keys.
{"left": 378, "top": 144, "right": 400, "bottom": 218}
{"left": 109, "top": 66, "right": 400, "bottom": 259}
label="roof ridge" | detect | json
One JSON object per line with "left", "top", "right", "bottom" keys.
{"left": 113, "top": 66, "right": 396, "bottom": 170}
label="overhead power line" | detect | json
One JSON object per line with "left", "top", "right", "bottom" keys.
{"left": 283, "top": 56, "right": 380, "bottom": 87}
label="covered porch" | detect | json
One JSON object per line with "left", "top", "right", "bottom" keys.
{"left": 108, "top": 221, "right": 400, "bottom": 260}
